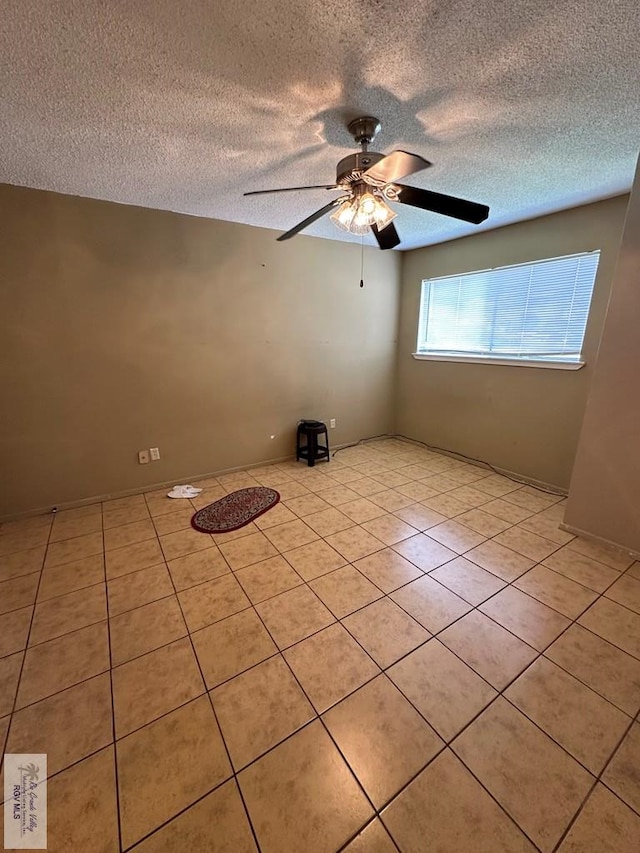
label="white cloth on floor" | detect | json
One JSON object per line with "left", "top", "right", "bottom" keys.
{"left": 167, "top": 484, "right": 203, "bottom": 499}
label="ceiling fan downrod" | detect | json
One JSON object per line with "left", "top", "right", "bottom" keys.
{"left": 336, "top": 117, "right": 385, "bottom": 185}
{"left": 347, "top": 116, "right": 382, "bottom": 150}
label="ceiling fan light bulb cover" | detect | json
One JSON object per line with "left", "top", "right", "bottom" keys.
{"left": 372, "top": 198, "right": 397, "bottom": 231}
{"left": 349, "top": 219, "right": 373, "bottom": 236}
{"left": 358, "top": 192, "right": 378, "bottom": 215}
{"left": 330, "top": 200, "right": 357, "bottom": 232}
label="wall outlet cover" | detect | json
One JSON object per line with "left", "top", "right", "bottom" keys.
{"left": 150, "top": 447, "right": 161, "bottom": 461}
{"left": 138, "top": 450, "right": 150, "bottom": 464}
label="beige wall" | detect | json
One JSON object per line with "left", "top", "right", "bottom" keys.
{"left": 0, "top": 184, "right": 400, "bottom": 518}
{"left": 565, "top": 158, "right": 640, "bottom": 552}
{"left": 395, "top": 197, "right": 629, "bottom": 489}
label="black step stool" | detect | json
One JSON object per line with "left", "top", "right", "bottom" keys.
{"left": 296, "top": 420, "right": 330, "bottom": 467}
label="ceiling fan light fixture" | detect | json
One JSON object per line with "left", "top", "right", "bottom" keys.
{"left": 330, "top": 192, "right": 397, "bottom": 235}
{"left": 330, "top": 199, "right": 357, "bottom": 232}
{"left": 358, "top": 192, "right": 378, "bottom": 216}
{"left": 329, "top": 197, "right": 373, "bottom": 234}
{"left": 247, "top": 115, "right": 489, "bottom": 248}
{"left": 348, "top": 217, "right": 374, "bottom": 236}
{"left": 371, "top": 196, "right": 397, "bottom": 231}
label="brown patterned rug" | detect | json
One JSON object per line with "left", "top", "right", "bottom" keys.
{"left": 191, "top": 486, "right": 280, "bottom": 534}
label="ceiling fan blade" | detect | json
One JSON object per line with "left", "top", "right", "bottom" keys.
{"left": 362, "top": 150, "right": 432, "bottom": 185}
{"left": 395, "top": 184, "right": 489, "bottom": 224}
{"left": 371, "top": 221, "right": 401, "bottom": 250}
{"left": 244, "top": 185, "right": 338, "bottom": 197}
{"left": 276, "top": 198, "right": 345, "bottom": 241}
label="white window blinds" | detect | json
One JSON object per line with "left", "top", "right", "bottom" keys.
{"left": 417, "top": 251, "right": 600, "bottom": 363}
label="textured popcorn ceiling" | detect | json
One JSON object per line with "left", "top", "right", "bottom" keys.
{"left": 1, "top": 0, "right": 639, "bottom": 250}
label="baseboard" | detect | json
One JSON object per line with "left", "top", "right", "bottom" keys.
{"left": 390, "top": 433, "right": 567, "bottom": 496}
{"left": 558, "top": 522, "right": 640, "bottom": 560}
{"left": 0, "top": 435, "right": 570, "bottom": 524}
{"left": 488, "top": 465, "right": 567, "bottom": 496}
{"left": 0, "top": 441, "right": 358, "bottom": 523}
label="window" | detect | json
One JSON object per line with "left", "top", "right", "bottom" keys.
{"left": 415, "top": 251, "right": 600, "bottom": 368}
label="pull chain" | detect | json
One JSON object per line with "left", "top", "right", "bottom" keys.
{"left": 359, "top": 235, "right": 364, "bottom": 288}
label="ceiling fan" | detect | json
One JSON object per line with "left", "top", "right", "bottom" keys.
{"left": 244, "top": 116, "right": 490, "bottom": 250}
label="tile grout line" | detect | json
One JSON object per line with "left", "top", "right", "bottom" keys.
{"left": 395, "top": 541, "right": 638, "bottom": 742}
{"left": 550, "top": 711, "right": 640, "bottom": 852}
{"left": 227, "top": 535, "right": 542, "bottom": 849}
{"left": 363, "top": 628, "right": 550, "bottom": 848}
{"left": 335, "top": 817, "right": 403, "bottom": 853}
{"left": 1, "top": 510, "right": 54, "bottom": 766}
{"left": 100, "top": 505, "right": 126, "bottom": 853}
{"left": 376, "top": 536, "right": 638, "bottom": 847}
{"left": 116, "top": 775, "right": 246, "bottom": 853}
{"left": 5, "top": 503, "right": 631, "bottom": 618}
{"left": 1, "top": 442, "right": 638, "bottom": 850}
{"left": 3, "top": 490, "right": 635, "bottom": 681}
{"left": 382, "top": 747, "right": 544, "bottom": 852}
{"left": 155, "top": 513, "right": 266, "bottom": 853}
{"left": 384, "top": 531, "right": 640, "bottom": 710}
{"left": 5, "top": 526, "right": 633, "bottom": 774}
{"left": 0, "top": 455, "right": 624, "bottom": 579}
{"left": 188, "top": 517, "right": 400, "bottom": 841}
{"left": 284, "top": 505, "right": 554, "bottom": 851}
{"left": 143, "top": 463, "right": 637, "bottom": 845}
{"left": 296, "top": 471, "right": 638, "bottom": 846}
{"left": 3, "top": 497, "right": 638, "bottom": 713}
{"left": 241, "top": 584, "right": 386, "bottom": 845}
{"left": 104, "top": 493, "right": 236, "bottom": 852}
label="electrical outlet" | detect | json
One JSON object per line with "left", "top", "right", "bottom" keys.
{"left": 150, "top": 447, "right": 161, "bottom": 461}
{"left": 330, "top": 418, "right": 336, "bottom": 429}
{"left": 138, "top": 450, "right": 150, "bottom": 464}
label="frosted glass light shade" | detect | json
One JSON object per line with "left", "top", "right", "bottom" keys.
{"left": 330, "top": 194, "right": 397, "bottom": 235}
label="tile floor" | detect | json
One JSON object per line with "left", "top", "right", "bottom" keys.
{"left": 1, "top": 438, "right": 640, "bottom": 852}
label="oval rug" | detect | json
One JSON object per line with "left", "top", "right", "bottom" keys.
{"left": 191, "top": 486, "right": 280, "bottom": 534}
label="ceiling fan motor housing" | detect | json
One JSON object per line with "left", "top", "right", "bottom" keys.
{"left": 336, "top": 151, "right": 385, "bottom": 186}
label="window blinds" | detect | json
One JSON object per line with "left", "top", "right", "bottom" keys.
{"left": 417, "top": 251, "right": 600, "bottom": 362}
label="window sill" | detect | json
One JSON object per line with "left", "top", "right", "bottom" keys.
{"left": 412, "top": 353, "right": 585, "bottom": 370}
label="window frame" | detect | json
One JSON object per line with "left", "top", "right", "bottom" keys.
{"left": 413, "top": 251, "right": 601, "bottom": 370}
